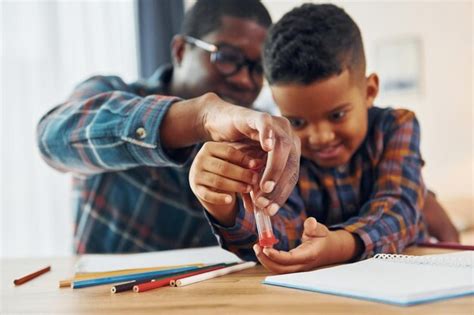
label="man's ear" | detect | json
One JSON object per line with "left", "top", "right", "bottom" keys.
{"left": 365, "top": 73, "right": 379, "bottom": 108}
{"left": 171, "top": 35, "right": 186, "bottom": 66}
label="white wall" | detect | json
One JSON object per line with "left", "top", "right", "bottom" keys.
{"left": 260, "top": 0, "right": 473, "bottom": 201}
{"left": 348, "top": 1, "right": 472, "bottom": 201}
{"left": 1, "top": 1, "right": 138, "bottom": 257}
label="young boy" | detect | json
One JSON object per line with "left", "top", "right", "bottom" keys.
{"left": 189, "top": 3, "right": 457, "bottom": 273}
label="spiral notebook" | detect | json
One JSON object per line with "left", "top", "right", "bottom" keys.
{"left": 263, "top": 251, "right": 474, "bottom": 306}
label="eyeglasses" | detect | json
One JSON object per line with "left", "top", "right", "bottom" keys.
{"left": 184, "top": 35, "right": 263, "bottom": 84}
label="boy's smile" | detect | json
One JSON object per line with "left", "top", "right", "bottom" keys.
{"left": 271, "top": 69, "right": 378, "bottom": 168}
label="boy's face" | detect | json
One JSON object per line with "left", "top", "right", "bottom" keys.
{"left": 272, "top": 70, "right": 378, "bottom": 168}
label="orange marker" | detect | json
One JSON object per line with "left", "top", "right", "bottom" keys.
{"left": 14, "top": 266, "right": 51, "bottom": 286}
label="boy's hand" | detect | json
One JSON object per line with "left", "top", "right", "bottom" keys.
{"left": 253, "top": 218, "right": 362, "bottom": 274}
{"left": 423, "top": 192, "right": 460, "bottom": 242}
{"left": 189, "top": 141, "right": 264, "bottom": 226}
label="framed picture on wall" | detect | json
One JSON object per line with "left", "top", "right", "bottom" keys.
{"left": 374, "top": 37, "right": 423, "bottom": 96}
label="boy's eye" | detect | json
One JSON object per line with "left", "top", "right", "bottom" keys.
{"left": 287, "top": 117, "right": 307, "bottom": 129}
{"left": 329, "top": 111, "right": 346, "bottom": 122}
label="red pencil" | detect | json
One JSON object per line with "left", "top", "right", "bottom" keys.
{"left": 417, "top": 241, "right": 474, "bottom": 251}
{"left": 14, "top": 266, "right": 51, "bottom": 286}
{"left": 133, "top": 265, "right": 226, "bottom": 293}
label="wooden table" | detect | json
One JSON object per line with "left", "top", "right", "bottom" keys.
{"left": 1, "top": 247, "right": 473, "bottom": 314}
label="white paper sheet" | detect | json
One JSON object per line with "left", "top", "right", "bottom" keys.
{"left": 264, "top": 251, "right": 474, "bottom": 306}
{"left": 75, "top": 246, "right": 243, "bottom": 273}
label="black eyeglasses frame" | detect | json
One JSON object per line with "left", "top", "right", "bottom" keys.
{"left": 183, "top": 35, "right": 263, "bottom": 83}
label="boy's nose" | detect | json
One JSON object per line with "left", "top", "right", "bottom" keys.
{"left": 307, "top": 124, "right": 335, "bottom": 147}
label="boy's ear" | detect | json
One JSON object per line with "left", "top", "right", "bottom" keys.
{"left": 365, "top": 73, "right": 379, "bottom": 108}
{"left": 171, "top": 35, "right": 186, "bottom": 67}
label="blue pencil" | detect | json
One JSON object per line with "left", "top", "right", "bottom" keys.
{"left": 72, "top": 266, "right": 199, "bottom": 289}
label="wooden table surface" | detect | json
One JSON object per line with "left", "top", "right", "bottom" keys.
{"left": 1, "top": 247, "right": 473, "bottom": 315}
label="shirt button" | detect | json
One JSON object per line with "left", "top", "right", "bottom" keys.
{"left": 337, "top": 165, "right": 347, "bottom": 173}
{"left": 135, "top": 127, "right": 147, "bottom": 139}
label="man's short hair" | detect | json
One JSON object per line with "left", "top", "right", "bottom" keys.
{"left": 263, "top": 3, "right": 365, "bottom": 85}
{"left": 182, "top": 0, "right": 272, "bottom": 39}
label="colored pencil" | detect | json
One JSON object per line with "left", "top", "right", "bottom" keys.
{"left": 111, "top": 263, "right": 231, "bottom": 293}
{"left": 111, "top": 280, "right": 141, "bottom": 294}
{"left": 169, "top": 262, "right": 239, "bottom": 286}
{"left": 72, "top": 265, "right": 198, "bottom": 289}
{"left": 14, "top": 266, "right": 51, "bottom": 286}
{"left": 60, "top": 263, "right": 202, "bottom": 288}
{"left": 74, "top": 263, "right": 202, "bottom": 280}
{"left": 417, "top": 241, "right": 474, "bottom": 251}
{"left": 133, "top": 264, "right": 230, "bottom": 293}
{"left": 132, "top": 278, "right": 171, "bottom": 293}
{"left": 59, "top": 279, "right": 72, "bottom": 288}
{"left": 175, "top": 261, "right": 256, "bottom": 287}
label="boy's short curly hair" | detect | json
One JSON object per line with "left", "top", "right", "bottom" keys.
{"left": 263, "top": 3, "right": 365, "bottom": 85}
{"left": 182, "top": 0, "right": 272, "bottom": 39}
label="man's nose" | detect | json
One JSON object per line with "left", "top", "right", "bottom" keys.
{"left": 308, "top": 123, "right": 335, "bottom": 146}
{"left": 227, "top": 66, "right": 255, "bottom": 90}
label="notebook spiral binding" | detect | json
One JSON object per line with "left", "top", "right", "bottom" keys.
{"left": 373, "top": 253, "right": 472, "bottom": 268}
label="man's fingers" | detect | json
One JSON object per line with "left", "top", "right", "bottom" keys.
{"left": 248, "top": 112, "right": 274, "bottom": 152}
{"left": 259, "top": 138, "right": 290, "bottom": 193}
{"left": 251, "top": 145, "right": 299, "bottom": 214}
{"left": 259, "top": 119, "right": 300, "bottom": 196}
{"left": 241, "top": 193, "right": 253, "bottom": 212}
{"left": 260, "top": 164, "right": 299, "bottom": 212}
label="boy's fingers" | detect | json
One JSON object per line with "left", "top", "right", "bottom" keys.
{"left": 198, "top": 171, "right": 251, "bottom": 195}
{"left": 204, "top": 142, "right": 256, "bottom": 168}
{"left": 204, "top": 156, "right": 257, "bottom": 186}
{"left": 195, "top": 185, "right": 234, "bottom": 205}
{"left": 260, "top": 244, "right": 316, "bottom": 266}
{"left": 302, "top": 217, "right": 329, "bottom": 239}
{"left": 253, "top": 244, "right": 306, "bottom": 274}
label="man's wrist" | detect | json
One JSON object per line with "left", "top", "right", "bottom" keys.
{"left": 196, "top": 92, "right": 227, "bottom": 143}
{"left": 195, "top": 93, "right": 217, "bottom": 143}
{"left": 160, "top": 96, "right": 209, "bottom": 148}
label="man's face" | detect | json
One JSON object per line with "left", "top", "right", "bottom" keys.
{"left": 272, "top": 70, "right": 377, "bottom": 168}
{"left": 176, "top": 16, "right": 267, "bottom": 107}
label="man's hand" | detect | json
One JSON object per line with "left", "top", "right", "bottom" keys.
{"left": 200, "top": 93, "right": 301, "bottom": 214}
{"left": 253, "top": 217, "right": 362, "bottom": 274}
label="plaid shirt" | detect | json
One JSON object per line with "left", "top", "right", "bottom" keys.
{"left": 37, "top": 65, "right": 218, "bottom": 253}
{"left": 211, "top": 107, "right": 429, "bottom": 261}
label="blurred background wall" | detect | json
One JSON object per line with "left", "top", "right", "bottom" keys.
{"left": 1, "top": 0, "right": 472, "bottom": 257}
{"left": 1, "top": 0, "right": 137, "bottom": 257}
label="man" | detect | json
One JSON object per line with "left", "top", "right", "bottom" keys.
{"left": 37, "top": 0, "right": 300, "bottom": 253}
